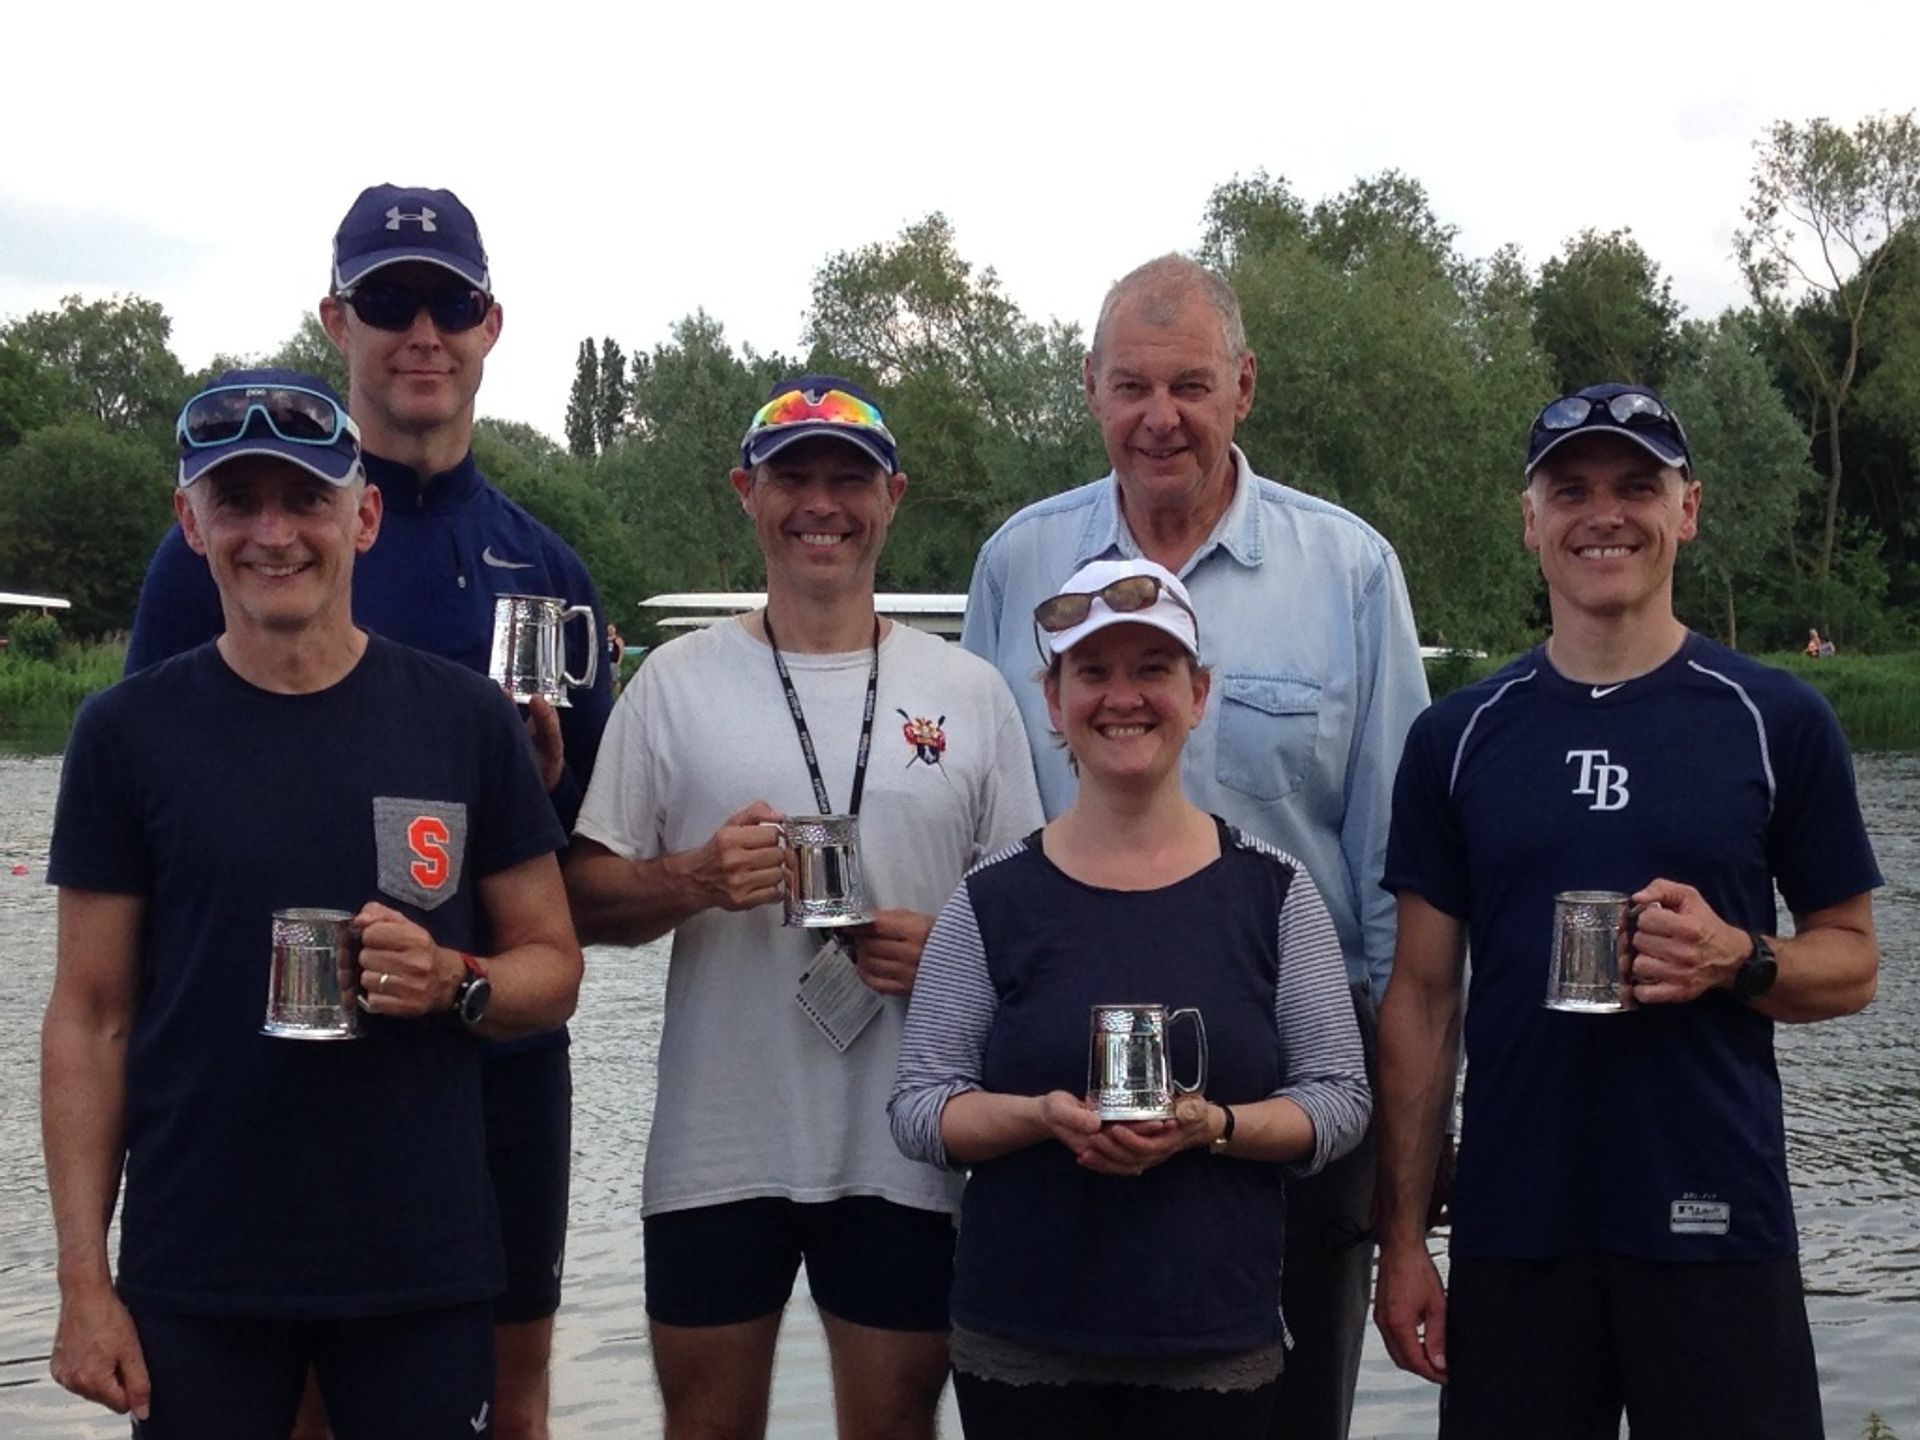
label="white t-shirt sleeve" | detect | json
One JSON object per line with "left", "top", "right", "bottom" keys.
{"left": 574, "top": 665, "right": 666, "bottom": 861}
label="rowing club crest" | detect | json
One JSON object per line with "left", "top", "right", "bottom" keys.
{"left": 898, "top": 709, "right": 947, "bottom": 772}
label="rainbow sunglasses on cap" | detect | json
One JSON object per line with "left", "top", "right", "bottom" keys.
{"left": 740, "top": 378, "right": 899, "bottom": 473}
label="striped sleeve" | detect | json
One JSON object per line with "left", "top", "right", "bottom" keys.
{"left": 889, "top": 876, "right": 1000, "bottom": 1171}
{"left": 1261, "top": 841, "right": 1373, "bottom": 1177}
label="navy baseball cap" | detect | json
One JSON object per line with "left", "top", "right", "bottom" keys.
{"left": 1526, "top": 382, "right": 1690, "bottom": 479}
{"left": 740, "top": 374, "right": 899, "bottom": 474}
{"left": 177, "top": 368, "right": 363, "bottom": 489}
{"left": 332, "top": 184, "right": 490, "bottom": 292}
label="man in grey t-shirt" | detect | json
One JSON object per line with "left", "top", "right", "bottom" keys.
{"left": 566, "top": 375, "right": 1042, "bottom": 1440}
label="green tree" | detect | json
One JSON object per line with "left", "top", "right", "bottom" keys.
{"left": 597, "top": 338, "right": 627, "bottom": 454}
{"left": 1210, "top": 177, "right": 1550, "bottom": 650}
{"left": 565, "top": 339, "right": 599, "bottom": 458}
{"left": 0, "top": 420, "right": 174, "bottom": 636}
{"left": 1735, "top": 110, "right": 1920, "bottom": 579}
{"left": 1532, "top": 228, "right": 1681, "bottom": 392}
{"left": 598, "top": 312, "right": 790, "bottom": 610}
{"left": 3, "top": 293, "right": 187, "bottom": 438}
{"left": 267, "top": 313, "right": 349, "bottom": 396}
{"left": 805, "top": 213, "right": 1103, "bottom": 587}
{"left": 0, "top": 339, "right": 79, "bottom": 448}
{"left": 1663, "top": 314, "right": 1821, "bottom": 647}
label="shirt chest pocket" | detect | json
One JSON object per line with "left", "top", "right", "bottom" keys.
{"left": 1214, "top": 675, "right": 1323, "bottom": 803}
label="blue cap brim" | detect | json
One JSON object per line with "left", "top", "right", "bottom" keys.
{"left": 334, "top": 249, "right": 488, "bottom": 291}
{"left": 179, "top": 438, "right": 361, "bottom": 489}
{"left": 744, "top": 423, "right": 897, "bottom": 475}
{"left": 1526, "top": 426, "right": 1688, "bottom": 479}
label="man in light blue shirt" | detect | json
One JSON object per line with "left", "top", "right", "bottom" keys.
{"left": 961, "top": 255, "right": 1428, "bottom": 1440}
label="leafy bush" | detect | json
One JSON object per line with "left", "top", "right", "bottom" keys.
{"left": 6, "top": 610, "right": 61, "bottom": 661}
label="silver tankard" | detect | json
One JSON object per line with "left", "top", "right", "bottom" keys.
{"left": 488, "top": 593, "right": 598, "bottom": 707}
{"left": 263, "top": 908, "right": 360, "bottom": 1040}
{"left": 779, "top": 813, "right": 873, "bottom": 928}
{"left": 1544, "top": 890, "right": 1641, "bottom": 1013}
{"left": 1087, "top": 1004, "right": 1208, "bottom": 1121}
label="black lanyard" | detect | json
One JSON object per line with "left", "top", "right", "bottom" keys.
{"left": 763, "top": 611, "right": 880, "bottom": 818}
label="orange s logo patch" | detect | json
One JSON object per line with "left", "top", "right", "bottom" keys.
{"left": 408, "top": 816, "right": 452, "bottom": 889}
{"left": 374, "top": 797, "right": 468, "bottom": 912}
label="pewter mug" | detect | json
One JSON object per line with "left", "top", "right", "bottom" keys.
{"left": 1544, "top": 890, "right": 1641, "bottom": 1013}
{"left": 780, "top": 813, "right": 873, "bottom": 928}
{"left": 1087, "top": 1004, "right": 1208, "bottom": 1121}
{"left": 263, "top": 909, "right": 360, "bottom": 1040}
{"left": 488, "top": 593, "right": 598, "bottom": 707}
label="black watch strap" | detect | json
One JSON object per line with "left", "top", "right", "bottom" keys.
{"left": 1734, "top": 932, "right": 1779, "bottom": 1001}
{"left": 1210, "top": 1103, "right": 1236, "bottom": 1154}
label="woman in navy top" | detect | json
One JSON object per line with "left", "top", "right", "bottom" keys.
{"left": 892, "top": 558, "right": 1370, "bottom": 1438}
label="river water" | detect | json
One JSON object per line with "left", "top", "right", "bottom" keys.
{"left": 1, "top": 747, "right": 1915, "bottom": 1438}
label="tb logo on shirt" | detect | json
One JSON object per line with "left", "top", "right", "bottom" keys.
{"left": 1567, "top": 749, "right": 1630, "bottom": 811}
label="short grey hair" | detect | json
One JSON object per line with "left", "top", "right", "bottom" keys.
{"left": 1090, "top": 255, "right": 1248, "bottom": 368}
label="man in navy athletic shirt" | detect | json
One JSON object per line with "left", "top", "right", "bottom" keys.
{"left": 1372, "top": 383, "right": 1882, "bottom": 1438}
{"left": 42, "top": 372, "right": 582, "bottom": 1438}
{"left": 124, "top": 186, "right": 607, "bottom": 1440}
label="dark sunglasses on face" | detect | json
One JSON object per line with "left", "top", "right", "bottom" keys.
{"left": 337, "top": 280, "right": 492, "bottom": 334}
{"left": 1535, "top": 391, "right": 1688, "bottom": 444}
{"left": 177, "top": 384, "right": 358, "bottom": 450}
{"left": 1034, "top": 575, "right": 1197, "bottom": 634}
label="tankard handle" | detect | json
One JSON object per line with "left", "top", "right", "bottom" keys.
{"left": 561, "top": 604, "right": 599, "bottom": 691}
{"left": 1168, "top": 1007, "right": 1207, "bottom": 1097}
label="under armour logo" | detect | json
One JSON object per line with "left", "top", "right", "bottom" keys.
{"left": 1567, "top": 749, "right": 1630, "bottom": 811}
{"left": 385, "top": 206, "right": 438, "bottom": 231}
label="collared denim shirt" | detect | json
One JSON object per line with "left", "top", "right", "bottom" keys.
{"left": 961, "top": 447, "right": 1430, "bottom": 1001}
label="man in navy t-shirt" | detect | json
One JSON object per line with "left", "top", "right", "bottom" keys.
{"left": 42, "top": 373, "right": 582, "bottom": 1439}
{"left": 123, "top": 186, "right": 609, "bottom": 1440}
{"left": 1372, "top": 383, "right": 1882, "bottom": 1439}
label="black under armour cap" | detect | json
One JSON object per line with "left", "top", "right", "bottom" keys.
{"left": 333, "top": 184, "right": 490, "bottom": 292}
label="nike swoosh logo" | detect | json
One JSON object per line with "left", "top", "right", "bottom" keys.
{"left": 471, "top": 1399, "right": 490, "bottom": 1432}
{"left": 1591, "top": 684, "right": 1625, "bottom": 699}
{"left": 482, "top": 547, "right": 532, "bottom": 569}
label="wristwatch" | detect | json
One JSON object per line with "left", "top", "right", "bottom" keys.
{"left": 1732, "top": 932, "right": 1778, "bottom": 1001}
{"left": 451, "top": 951, "right": 492, "bottom": 1028}
{"left": 1210, "top": 1104, "right": 1236, "bottom": 1155}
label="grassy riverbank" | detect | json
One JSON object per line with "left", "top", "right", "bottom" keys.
{"left": 1425, "top": 650, "right": 1920, "bottom": 750}
{"left": 3, "top": 642, "right": 1916, "bottom": 752}
{"left": 0, "top": 640, "right": 124, "bottom": 740}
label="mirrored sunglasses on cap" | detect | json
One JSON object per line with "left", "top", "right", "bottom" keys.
{"left": 743, "top": 387, "right": 896, "bottom": 445}
{"left": 1534, "top": 390, "right": 1688, "bottom": 444}
{"left": 1032, "top": 574, "right": 1199, "bottom": 660}
{"left": 177, "top": 385, "right": 361, "bottom": 451}
{"left": 336, "top": 279, "right": 492, "bottom": 334}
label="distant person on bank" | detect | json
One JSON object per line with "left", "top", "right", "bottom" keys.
{"left": 564, "top": 377, "right": 1042, "bottom": 1440}
{"left": 41, "top": 372, "right": 581, "bottom": 1439}
{"left": 959, "top": 254, "right": 1428, "bottom": 1440}
{"left": 1372, "top": 382, "right": 1882, "bottom": 1438}
{"left": 892, "top": 558, "right": 1370, "bottom": 1439}
{"left": 122, "top": 186, "right": 610, "bottom": 1440}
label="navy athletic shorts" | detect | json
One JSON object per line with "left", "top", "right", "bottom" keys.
{"left": 644, "top": 1196, "right": 955, "bottom": 1332}
{"left": 127, "top": 1301, "right": 493, "bottom": 1440}
{"left": 481, "top": 1041, "right": 572, "bottom": 1324}
{"left": 1440, "top": 1252, "right": 1824, "bottom": 1440}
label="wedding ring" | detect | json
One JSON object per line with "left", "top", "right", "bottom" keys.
{"left": 378, "top": 972, "right": 390, "bottom": 993}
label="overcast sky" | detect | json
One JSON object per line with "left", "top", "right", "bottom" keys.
{"left": 4, "top": 1, "right": 1915, "bottom": 441}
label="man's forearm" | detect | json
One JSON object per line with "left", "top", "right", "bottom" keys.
{"left": 1374, "top": 990, "right": 1459, "bottom": 1248}
{"left": 1753, "top": 908, "right": 1878, "bottom": 1023}
{"left": 469, "top": 939, "right": 583, "bottom": 1039}
{"left": 41, "top": 1013, "right": 130, "bottom": 1295}
{"left": 563, "top": 846, "right": 706, "bottom": 946}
